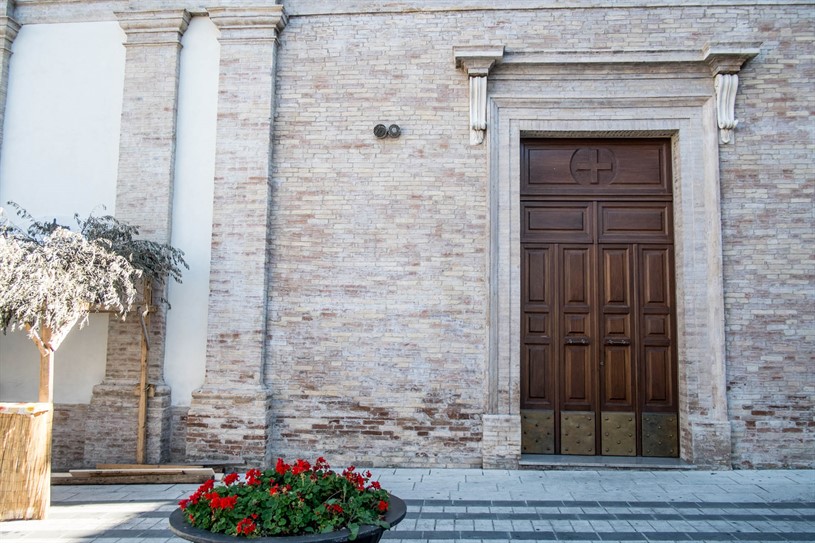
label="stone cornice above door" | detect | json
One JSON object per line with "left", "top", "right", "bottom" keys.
{"left": 493, "top": 43, "right": 760, "bottom": 74}
{"left": 454, "top": 42, "right": 760, "bottom": 146}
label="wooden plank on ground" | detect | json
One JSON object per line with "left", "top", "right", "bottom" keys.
{"left": 95, "top": 464, "right": 204, "bottom": 470}
{"left": 69, "top": 468, "right": 214, "bottom": 478}
{"left": 53, "top": 472, "right": 214, "bottom": 485}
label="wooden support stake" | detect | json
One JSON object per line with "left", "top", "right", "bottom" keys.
{"left": 135, "top": 281, "right": 152, "bottom": 465}
{"left": 37, "top": 326, "right": 54, "bottom": 517}
{"left": 38, "top": 326, "right": 54, "bottom": 404}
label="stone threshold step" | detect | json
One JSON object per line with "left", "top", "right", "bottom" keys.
{"left": 520, "top": 454, "right": 696, "bottom": 470}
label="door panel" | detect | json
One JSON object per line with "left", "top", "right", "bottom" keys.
{"left": 521, "top": 247, "right": 555, "bottom": 411}
{"left": 560, "top": 246, "right": 595, "bottom": 414}
{"left": 522, "top": 139, "right": 672, "bottom": 196}
{"left": 600, "top": 246, "right": 635, "bottom": 412}
{"left": 523, "top": 202, "right": 593, "bottom": 243}
{"left": 525, "top": 345, "right": 554, "bottom": 405}
{"left": 562, "top": 345, "right": 593, "bottom": 410}
{"left": 643, "top": 347, "right": 671, "bottom": 404}
{"left": 603, "top": 346, "right": 633, "bottom": 403}
{"left": 562, "top": 247, "right": 592, "bottom": 307}
{"left": 638, "top": 246, "right": 676, "bottom": 414}
{"left": 599, "top": 202, "right": 673, "bottom": 244}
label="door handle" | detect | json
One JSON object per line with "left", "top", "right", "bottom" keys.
{"left": 564, "top": 337, "right": 589, "bottom": 345}
{"left": 604, "top": 338, "right": 631, "bottom": 346}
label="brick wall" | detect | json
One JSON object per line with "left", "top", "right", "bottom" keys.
{"left": 717, "top": 10, "right": 815, "bottom": 467}
{"left": 269, "top": 10, "right": 489, "bottom": 466}
{"left": 270, "top": 3, "right": 813, "bottom": 468}
{"left": 52, "top": 404, "right": 89, "bottom": 471}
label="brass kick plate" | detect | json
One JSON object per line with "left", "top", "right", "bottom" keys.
{"left": 521, "top": 410, "right": 554, "bottom": 454}
{"left": 561, "top": 412, "right": 595, "bottom": 455}
{"left": 601, "top": 412, "right": 636, "bottom": 456}
{"left": 642, "top": 413, "right": 679, "bottom": 457}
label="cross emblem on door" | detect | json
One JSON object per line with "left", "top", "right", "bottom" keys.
{"left": 570, "top": 148, "right": 617, "bottom": 184}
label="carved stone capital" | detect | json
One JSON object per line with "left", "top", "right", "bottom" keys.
{"left": 115, "top": 9, "right": 190, "bottom": 46}
{"left": 703, "top": 42, "right": 761, "bottom": 76}
{"left": 454, "top": 45, "right": 504, "bottom": 145}
{"left": 1, "top": 15, "right": 19, "bottom": 54}
{"left": 454, "top": 45, "right": 505, "bottom": 76}
{"left": 207, "top": 6, "right": 287, "bottom": 43}
{"left": 1, "top": 0, "right": 14, "bottom": 19}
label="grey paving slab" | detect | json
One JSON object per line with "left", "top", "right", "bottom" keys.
{"left": 3, "top": 469, "right": 814, "bottom": 543}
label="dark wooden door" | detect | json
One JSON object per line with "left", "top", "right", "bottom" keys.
{"left": 520, "top": 139, "right": 679, "bottom": 457}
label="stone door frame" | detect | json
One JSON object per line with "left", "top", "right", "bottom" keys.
{"left": 477, "top": 45, "right": 758, "bottom": 469}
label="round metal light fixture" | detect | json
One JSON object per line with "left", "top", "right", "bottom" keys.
{"left": 373, "top": 124, "right": 388, "bottom": 138}
{"left": 387, "top": 124, "right": 401, "bottom": 138}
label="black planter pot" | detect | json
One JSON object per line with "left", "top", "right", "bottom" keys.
{"left": 168, "top": 495, "right": 407, "bottom": 543}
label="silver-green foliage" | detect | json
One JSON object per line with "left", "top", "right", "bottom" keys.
{"left": 0, "top": 203, "right": 187, "bottom": 351}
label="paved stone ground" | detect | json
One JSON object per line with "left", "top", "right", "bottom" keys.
{"left": 1, "top": 469, "right": 812, "bottom": 543}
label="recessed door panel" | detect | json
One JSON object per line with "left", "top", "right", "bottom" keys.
{"left": 603, "top": 346, "right": 634, "bottom": 408}
{"left": 522, "top": 139, "right": 672, "bottom": 196}
{"left": 599, "top": 202, "right": 673, "bottom": 243}
{"left": 562, "top": 345, "right": 593, "bottom": 411}
{"left": 562, "top": 247, "right": 591, "bottom": 307}
{"left": 642, "top": 346, "right": 674, "bottom": 408}
{"left": 522, "top": 246, "right": 554, "bottom": 411}
{"left": 524, "top": 344, "right": 555, "bottom": 408}
{"left": 522, "top": 202, "right": 593, "bottom": 243}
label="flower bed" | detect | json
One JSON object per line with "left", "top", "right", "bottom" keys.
{"left": 176, "top": 458, "right": 399, "bottom": 540}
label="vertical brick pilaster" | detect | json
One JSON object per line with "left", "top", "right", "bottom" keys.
{"left": 0, "top": 0, "right": 20, "bottom": 151}
{"left": 482, "top": 415, "right": 521, "bottom": 469}
{"left": 185, "top": 6, "right": 286, "bottom": 467}
{"left": 84, "top": 9, "right": 189, "bottom": 466}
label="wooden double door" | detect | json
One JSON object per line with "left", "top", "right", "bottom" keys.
{"left": 520, "top": 139, "right": 679, "bottom": 457}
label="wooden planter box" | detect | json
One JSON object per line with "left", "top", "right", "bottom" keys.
{"left": 0, "top": 403, "right": 52, "bottom": 520}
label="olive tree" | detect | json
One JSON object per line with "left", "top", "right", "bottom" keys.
{"left": 0, "top": 203, "right": 186, "bottom": 518}
{"left": 1, "top": 203, "right": 186, "bottom": 387}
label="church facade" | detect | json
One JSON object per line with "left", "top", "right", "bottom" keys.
{"left": 0, "top": 0, "right": 812, "bottom": 470}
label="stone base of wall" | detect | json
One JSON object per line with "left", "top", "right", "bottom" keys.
{"left": 186, "top": 387, "right": 273, "bottom": 467}
{"left": 84, "top": 382, "right": 172, "bottom": 465}
{"left": 482, "top": 414, "right": 521, "bottom": 469}
{"left": 687, "top": 418, "right": 732, "bottom": 469}
{"left": 52, "top": 404, "right": 89, "bottom": 471}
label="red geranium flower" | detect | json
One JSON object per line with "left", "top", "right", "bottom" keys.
{"left": 275, "top": 457, "right": 290, "bottom": 475}
{"left": 222, "top": 472, "right": 239, "bottom": 485}
{"left": 377, "top": 500, "right": 388, "bottom": 513}
{"left": 236, "top": 517, "right": 257, "bottom": 535}
{"left": 246, "top": 468, "right": 262, "bottom": 486}
{"left": 292, "top": 459, "right": 311, "bottom": 476}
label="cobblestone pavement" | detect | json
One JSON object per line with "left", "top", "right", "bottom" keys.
{"left": 1, "top": 469, "right": 812, "bottom": 543}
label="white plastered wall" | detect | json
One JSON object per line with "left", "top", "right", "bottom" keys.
{"left": 0, "top": 17, "right": 219, "bottom": 408}
{"left": 0, "top": 22, "right": 125, "bottom": 404}
{"left": 162, "top": 16, "right": 218, "bottom": 407}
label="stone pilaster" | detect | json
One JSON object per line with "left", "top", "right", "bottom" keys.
{"left": 84, "top": 9, "right": 189, "bottom": 466}
{"left": 185, "top": 6, "right": 286, "bottom": 467}
{"left": 482, "top": 414, "right": 521, "bottom": 468}
{"left": 0, "top": 0, "right": 20, "bottom": 151}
